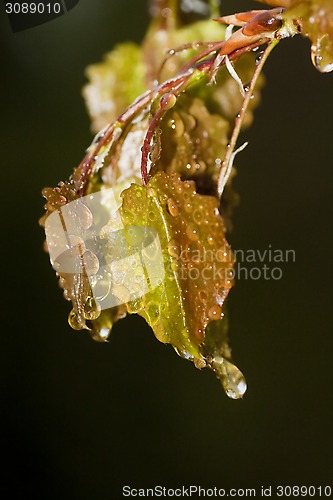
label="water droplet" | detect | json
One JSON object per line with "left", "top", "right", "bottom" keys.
{"left": 186, "top": 224, "right": 198, "bottom": 242}
{"left": 58, "top": 195, "right": 67, "bottom": 205}
{"left": 208, "top": 305, "right": 222, "bottom": 320}
{"left": 255, "top": 52, "right": 264, "bottom": 65}
{"left": 84, "top": 296, "right": 101, "bottom": 320}
{"left": 184, "top": 201, "right": 192, "bottom": 213}
{"left": 211, "top": 356, "right": 247, "bottom": 399}
{"left": 311, "top": 34, "right": 333, "bottom": 73}
{"left": 167, "top": 198, "right": 179, "bottom": 217}
{"left": 148, "top": 211, "right": 156, "bottom": 222}
{"left": 168, "top": 239, "right": 181, "bottom": 258}
{"left": 160, "top": 92, "right": 177, "bottom": 110}
{"left": 175, "top": 183, "right": 183, "bottom": 194}
{"left": 196, "top": 160, "right": 206, "bottom": 172}
{"left": 147, "top": 301, "right": 160, "bottom": 325}
{"left": 193, "top": 209, "right": 203, "bottom": 225}
{"left": 90, "top": 326, "right": 111, "bottom": 343}
{"left": 207, "top": 235, "right": 215, "bottom": 246}
{"left": 68, "top": 309, "right": 85, "bottom": 330}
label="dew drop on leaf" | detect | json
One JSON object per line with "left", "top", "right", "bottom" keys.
{"left": 208, "top": 305, "right": 222, "bottom": 320}
{"left": 167, "top": 198, "right": 180, "bottom": 217}
{"left": 186, "top": 224, "right": 199, "bottom": 241}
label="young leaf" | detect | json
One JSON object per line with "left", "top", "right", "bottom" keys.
{"left": 119, "top": 171, "right": 234, "bottom": 363}
{"left": 117, "top": 171, "right": 246, "bottom": 397}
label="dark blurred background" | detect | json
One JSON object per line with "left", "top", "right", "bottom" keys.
{"left": 0, "top": 1, "right": 332, "bottom": 498}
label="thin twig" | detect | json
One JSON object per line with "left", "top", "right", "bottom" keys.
{"left": 158, "top": 41, "right": 217, "bottom": 82}
{"left": 217, "top": 39, "right": 279, "bottom": 198}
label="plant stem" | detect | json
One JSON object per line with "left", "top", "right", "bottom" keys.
{"left": 217, "top": 39, "right": 279, "bottom": 197}
{"left": 209, "top": 0, "right": 220, "bottom": 18}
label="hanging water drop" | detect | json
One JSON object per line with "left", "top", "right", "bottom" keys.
{"left": 83, "top": 296, "right": 102, "bottom": 321}
{"left": 68, "top": 309, "right": 85, "bottom": 330}
{"left": 243, "top": 83, "right": 250, "bottom": 93}
{"left": 210, "top": 356, "right": 247, "bottom": 399}
{"left": 255, "top": 51, "right": 264, "bottom": 65}
{"left": 311, "top": 34, "right": 333, "bottom": 73}
{"left": 90, "top": 326, "right": 111, "bottom": 343}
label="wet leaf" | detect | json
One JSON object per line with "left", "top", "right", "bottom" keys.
{"left": 115, "top": 171, "right": 246, "bottom": 396}
{"left": 40, "top": 177, "right": 138, "bottom": 337}
{"left": 119, "top": 171, "right": 234, "bottom": 365}
{"left": 41, "top": 0, "right": 281, "bottom": 397}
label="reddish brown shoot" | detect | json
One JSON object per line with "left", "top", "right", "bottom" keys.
{"left": 75, "top": 7, "right": 286, "bottom": 194}
{"left": 157, "top": 41, "right": 219, "bottom": 81}
{"left": 217, "top": 40, "right": 278, "bottom": 197}
{"left": 140, "top": 93, "right": 177, "bottom": 184}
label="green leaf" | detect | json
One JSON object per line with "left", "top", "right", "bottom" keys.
{"left": 119, "top": 171, "right": 234, "bottom": 364}
{"left": 116, "top": 171, "right": 246, "bottom": 397}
